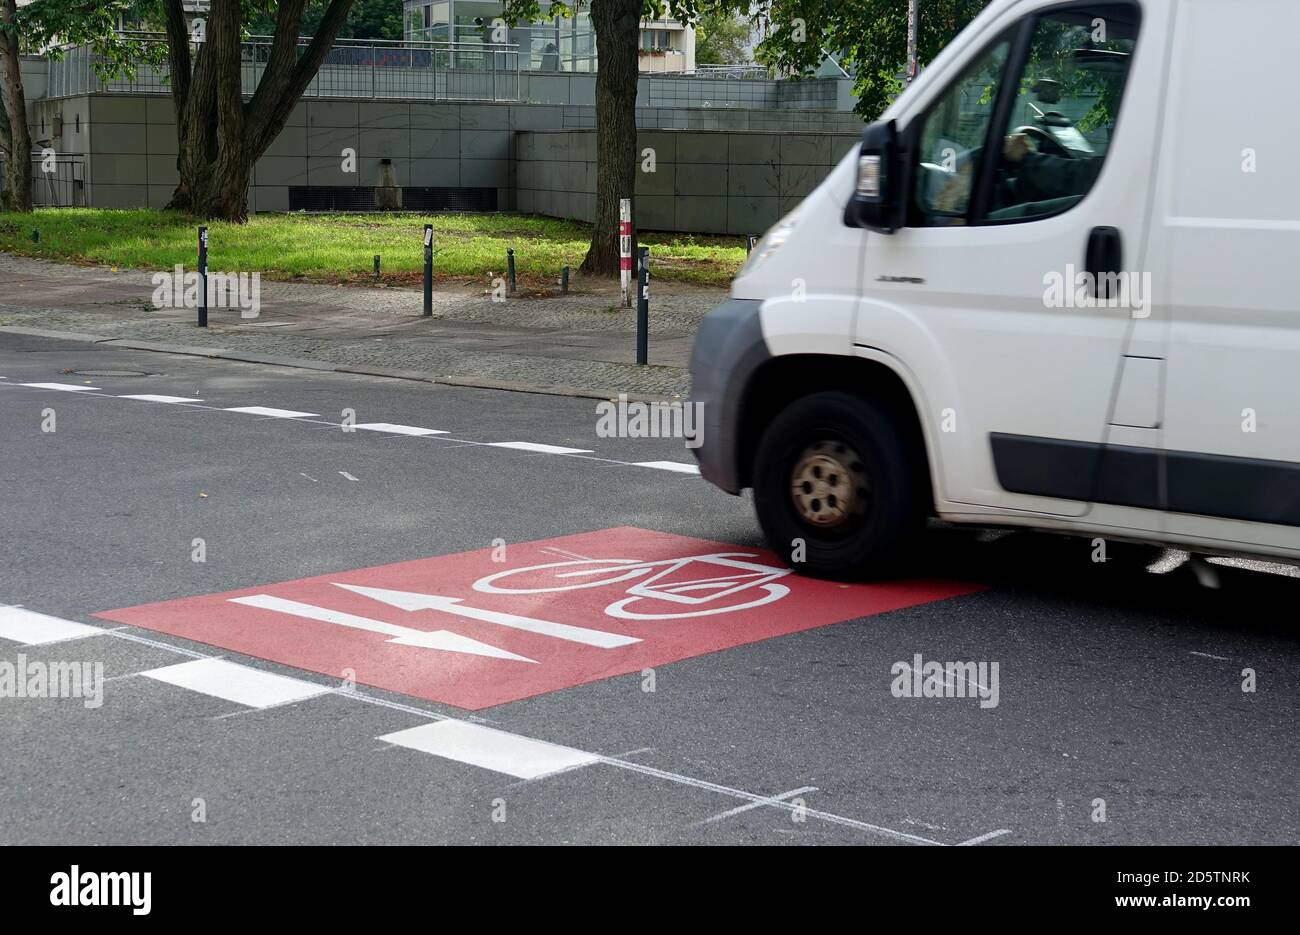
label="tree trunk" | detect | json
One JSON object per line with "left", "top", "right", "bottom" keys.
{"left": 0, "top": 0, "right": 33, "bottom": 213}
{"left": 582, "top": 0, "right": 641, "bottom": 276}
{"left": 163, "top": 0, "right": 355, "bottom": 221}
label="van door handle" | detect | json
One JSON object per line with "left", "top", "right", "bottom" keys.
{"left": 1085, "top": 226, "right": 1123, "bottom": 300}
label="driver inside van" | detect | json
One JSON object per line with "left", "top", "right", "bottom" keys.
{"left": 928, "top": 132, "right": 1105, "bottom": 218}
{"left": 999, "top": 131, "right": 1104, "bottom": 208}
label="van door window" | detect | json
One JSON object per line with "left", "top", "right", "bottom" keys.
{"left": 987, "top": 4, "right": 1139, "bottom": 222}
{"left": 912, "top": 37, "right": 1012, "bottom": 225}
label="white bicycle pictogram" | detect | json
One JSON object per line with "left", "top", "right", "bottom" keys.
{"left": 472, "top": 552, "right": 792, "bottom": 620}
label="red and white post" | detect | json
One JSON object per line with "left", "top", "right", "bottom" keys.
{"left": 619, "top": 198, "right": 632, "bottom": 308}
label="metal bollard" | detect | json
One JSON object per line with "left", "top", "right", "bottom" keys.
{"left": 636, "top": 246, "right": 649, "bottom": 365}
{"left": 560, "top": 265, "right": 569, "bottom": 294}
{"left": 507, "top": 248, "right": 516, "bottom": 294}
{"left": 619, "top": 198, "right": 632, "bottom": 308}
{"left": 373, "top": 255, "right": 381, "bottom": 280}
{"left": 197, "top": 226, "right": 208, "bottom": 328}
{"left": 422, "top": 224, "right": 432, "bottom": 316}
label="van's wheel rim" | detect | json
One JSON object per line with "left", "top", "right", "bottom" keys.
{"left": 789, "top": 440, "right": 870, "bottom": 528}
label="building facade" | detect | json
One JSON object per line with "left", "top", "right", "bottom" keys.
{"left": 403, "top": 1, "right": 694, "bottom": 73}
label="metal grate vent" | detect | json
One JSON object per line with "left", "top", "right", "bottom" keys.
{"left": 286, "top": 186, "right": 498, "bottom": 212}
{"left": 402, "top": 187, "right": 498, "bottom": 211}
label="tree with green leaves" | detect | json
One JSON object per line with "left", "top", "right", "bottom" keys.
{"left": 246, "top": 0, "right": 404, "bottom": 41}
{"left": 158, "top": 0, "right": 356, "bottom": 220}
{"left": 695, "top": 10, "right": 751, "bottom": 66}
{"left": 754, "top": 0, "right": 989, "bottom": 119}
{"left": 505, "top": 1, "right": 736, "bottom": 276}
{"left": 1, "top": 0, "right": 160, "bottom": 212}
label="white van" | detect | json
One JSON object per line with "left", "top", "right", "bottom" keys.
{"left": 689, "top": 0, "right": 1300, "bottom": 578}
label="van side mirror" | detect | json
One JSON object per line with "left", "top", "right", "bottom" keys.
{"left": 843, "top": 119, "right": 903, "bottom": 234}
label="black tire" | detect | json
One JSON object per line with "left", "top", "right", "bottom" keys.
{"left": 752, "top": 391, "right": 926, "bottom": 580}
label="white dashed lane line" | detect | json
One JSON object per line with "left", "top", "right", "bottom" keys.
{"left": 119, "top": 394, "right": 205, "bottom": 403}
{"left": 140, "top": 657, "right": 332, "bottom": 709}
{"left": 379, "top": 720, "right": 601, "bottom": 780}
{"left": 487, "top": 441, "right": 594, "bottom": 455}
{"left": 352, "top": 422, "right": 448, "bottom": 436}
{"left": 223, "top": 405, "right": 320, "bottom": 418}
{"left": 632, "top": 460, "right": 700, "bottom": 474}
{"left": 1, "top": 382, "right": 696, "bottom": 475}
{"left": 20, "top": 382, "right": 99, "bottom": 392}
{"left": 0, "top": 605, "right": 104, "bottom": 645}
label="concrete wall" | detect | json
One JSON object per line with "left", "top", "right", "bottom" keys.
{"left": 32, "top": 95, "right": 527, "bottom": 211}
{"left": 22, "top": 93, "right": 864, "bottom": 230}
{"left": 516, "top": 129, "right": 860, "bottom": 235}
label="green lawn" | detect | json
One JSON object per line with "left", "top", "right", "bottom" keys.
{"left": 0, "top": 209, "right": 744, "bottom": 287}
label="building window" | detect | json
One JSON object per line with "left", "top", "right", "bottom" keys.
{"left": 641, "top": 30, "right": 672, "bottom": 52}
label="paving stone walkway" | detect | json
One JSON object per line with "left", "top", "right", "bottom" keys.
{"left": 0, "top": 254, "right": 725, "bottom": 398}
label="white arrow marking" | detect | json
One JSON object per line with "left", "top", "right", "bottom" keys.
{"left": 334, "top": 583, "right": 640, "bottom": 649}
{"left": 229, "top": 594, "right": 534, "bottom": 662}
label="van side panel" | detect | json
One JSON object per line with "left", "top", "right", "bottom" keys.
{"left": 1150, "top": 0, "right": 1300, "bottom": 552}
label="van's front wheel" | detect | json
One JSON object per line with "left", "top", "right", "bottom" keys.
{"left": 752, "top": 391, "right": 924, "bottom": 580}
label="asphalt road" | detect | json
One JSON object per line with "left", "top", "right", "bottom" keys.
{"left": 2, "top": 333, "right": 1297, "bottom": 845}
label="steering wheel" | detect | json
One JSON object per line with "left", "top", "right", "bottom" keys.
{"left": 1015, "top": 125, "right": 1074, "bottom": 159}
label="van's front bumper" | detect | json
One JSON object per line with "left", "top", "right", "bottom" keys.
{"left": 687, "top": 297, "right": 770, "bottom": 494}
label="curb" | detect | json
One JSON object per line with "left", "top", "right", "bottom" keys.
{"left": 0, "top": 325, "right": 682, "bottom": 403}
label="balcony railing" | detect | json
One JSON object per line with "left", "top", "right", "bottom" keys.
{"left": 686, "top": 64, "right": 772, "bottom": 80}
{"left": 46, "top": 34, "right": 522, "bottom": 103}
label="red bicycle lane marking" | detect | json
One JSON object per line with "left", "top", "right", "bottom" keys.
{"left": 94, "top": 526, "right": 984, "bottom": 710}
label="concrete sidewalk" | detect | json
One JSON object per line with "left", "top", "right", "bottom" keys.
{"left": 0, "top": 253, "right": 722, "bottom": 398}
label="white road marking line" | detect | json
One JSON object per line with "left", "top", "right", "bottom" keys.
{"left": 300, "top": 473, "right": 318, "bottom": 482}
{"left": 697, "top": 786, "right": 818, "bottom": 825}
{"left": 378, "top": 720, "right": 601, "bottom": 780}
{"left": 956, "top": 829, "right": 1013, "bottom": 847}
{"left": 540, "top": 546, "right": 595, "bottom": 561}
{"left": 1190, "top": 651, "right": 1231, "bottom": 661}
{"left": 99, "top": 627, "right": 210, "bottom": 659}
{"left": 339, "top": 471, "right": 359, "bottom": 481}
{"left": 0, "top": 383, "right": 687, "bottom": 474}
{"left": 487, "top": 441, "right": 593, "bottom": 455}
{"left": 5, "top": 602, "right": 967, "bottom": 845}
{"left": 140, "top": 657, "right": 331, "bottom": 709}
{"left": 224, "top": 406, "right": 319, "bottom": 418}
{"left": 20, "top": 382, "right": 100, "bottom": 392}
{"left": 353, "top": 422, "right": 448, "bottom": 436}
{"left": 632, "top": 460, "right": 700, "bottom": 474}
{"left": 118, "top": 394, "right": 204, "bottom": 403}
{"left": 334, "top": 583, "right": 641, "bottom": 649}
{"left": 229, "top": 594, "right": 535, "bottom": 661}
{"left": 603, "top": 756, "right": 948, "bottom": 845}
{"left": 0, "top": 606, "right": 104, "bottom": 645}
